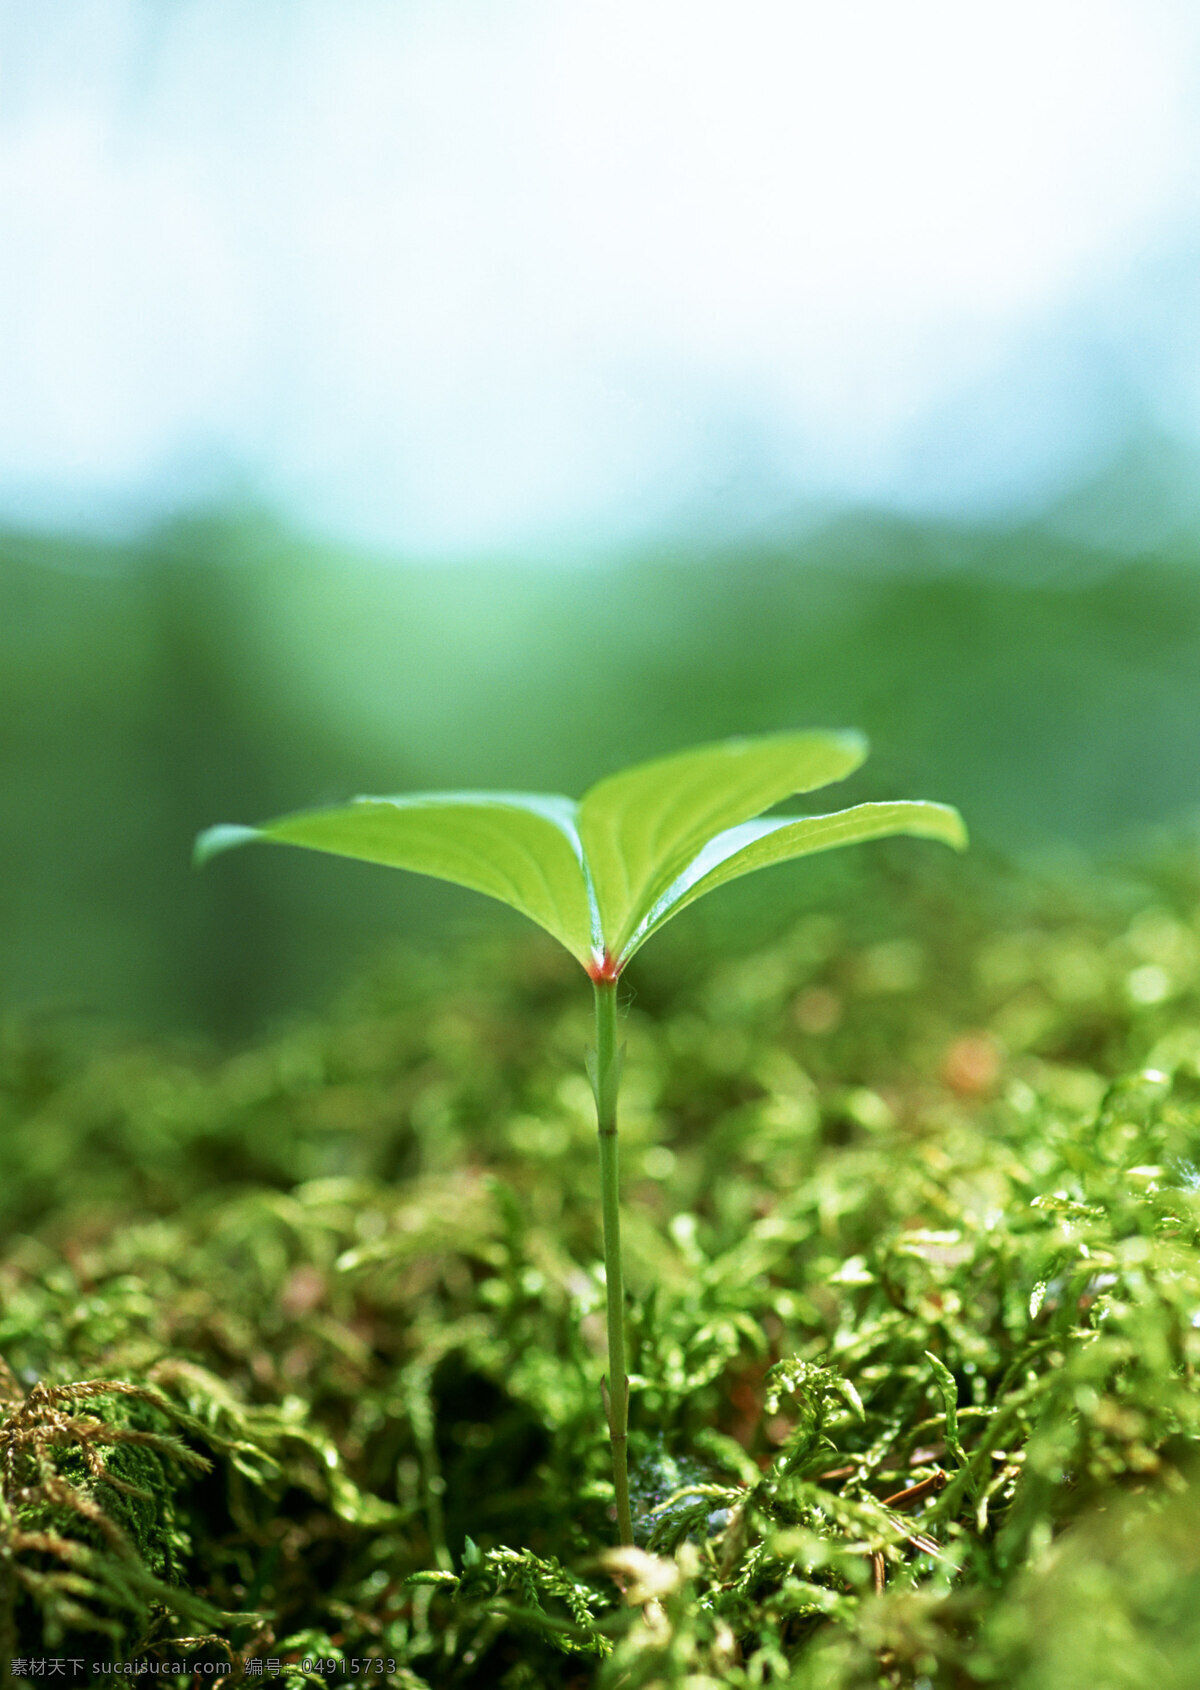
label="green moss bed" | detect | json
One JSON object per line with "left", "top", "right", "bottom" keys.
{"left": 6, "top": 838, "right": 1200, "bottom": 1686}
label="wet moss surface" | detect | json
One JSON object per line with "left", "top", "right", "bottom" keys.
{"left": 5, "top": 837, "right": 1200, "bottom": 1685}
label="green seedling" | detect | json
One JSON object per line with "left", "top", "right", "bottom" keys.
{"left": 196, "top": 729, "right": 965, "bottom": 1545}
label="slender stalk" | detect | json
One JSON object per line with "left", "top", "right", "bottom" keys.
{"left": 592, "top": 977, "right": 633, "bottom": 1546}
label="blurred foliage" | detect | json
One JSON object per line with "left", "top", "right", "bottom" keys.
{"left": 5, "top": 835, "right": 1200, "bottom": 1681}
{"left": 4, "top": 509, "right": 1200, "bottom": 1031}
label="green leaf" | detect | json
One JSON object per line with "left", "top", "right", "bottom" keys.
{"left": 925, "top": 1349, "right": 978, "bottom": 1497}
{"left": 195, "top": 793, "right": 596, "bottom": 967}
{"left": 624, "top": 799, "right": 967, "bottom": 957}
{"left": 578, "top": 730, "right": 867, "bottom": 957}
{"left": 197, "top": 736, "right": 966, "bottom": 976}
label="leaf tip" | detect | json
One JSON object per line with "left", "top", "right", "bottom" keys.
{"left": 943, "top": 807, "right": 969, "bottom": 852}
{"left": 908, "top": 801, "right": 969, "bottom": 853}
{"left": 193, "top": 823, "right": 261, "bottom": 868}
{"left": 836, "top": 727, "right": 870, "bottom": 762}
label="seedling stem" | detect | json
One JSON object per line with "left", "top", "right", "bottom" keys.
{"left": 592, "top": 977, "right": 633, "bottom": 1545}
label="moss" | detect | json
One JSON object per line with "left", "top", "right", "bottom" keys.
{"left": 5, "top": 836, "right": 1200, "bottom": 1683}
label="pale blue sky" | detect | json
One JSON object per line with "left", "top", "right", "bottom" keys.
{"left": 1, "top": 0, "right": 1198, "bottom": 556}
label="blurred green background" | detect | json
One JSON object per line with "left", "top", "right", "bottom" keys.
{"left": 4, "top": 3, "right": 1200, "bottom": 1038}
{"left": 5, "top": 495, "right": 1200, "bottom": 1036}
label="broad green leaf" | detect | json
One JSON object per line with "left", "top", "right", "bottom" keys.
{"left": 624, "top": 800, "right": 967, "bottom": 957}
{"left": 578, "top": 731, "right": 867, "bottom": 958}
{"left": 195, "top": 792, "right": 596, "bottom": 967}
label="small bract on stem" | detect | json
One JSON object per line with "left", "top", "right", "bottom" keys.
{"left": 196, "top": 729, "right": 966, "bottom": 1547}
